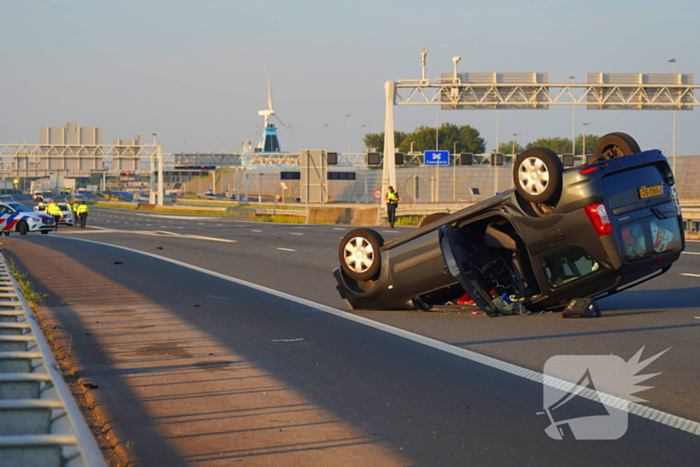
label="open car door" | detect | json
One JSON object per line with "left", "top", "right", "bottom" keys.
{"left": 438, "top": 225, "right": 510, "bottom": 317}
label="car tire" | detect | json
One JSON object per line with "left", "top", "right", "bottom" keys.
{"left": 339, "top": 228, "right": 384, "bottom": 281}
{"left": 420, "top": 212, "right": 449, "bottom": 228}
{"left": 17, "top": 221, "right": 28, "bottom": 236}
{"left": 41, "top": 230, "right": 49, "bottom": 235}
{"left": 513, "top": 148, "right": 564, "bottom": 205}
{"left": 591, "top": 132, "right": 640, "bottom": 162}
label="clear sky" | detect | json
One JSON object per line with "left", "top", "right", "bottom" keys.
{"left": 3, "top": 0, "right": 700, "bottom": 156}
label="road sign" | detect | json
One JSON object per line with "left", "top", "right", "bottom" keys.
{"left": 424, "top": 150, "right": 450, "bottom": 166}
{"left": 372, "top": 189, "right": 382, "bottom": 200}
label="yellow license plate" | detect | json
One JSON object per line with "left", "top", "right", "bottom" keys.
{"left": 638, "top": 184, "right": 664, "bottom": 199}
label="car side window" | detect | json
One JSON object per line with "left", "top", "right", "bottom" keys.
{"left": 0, "top": 206, "right": 10, "bottom": 214}
{"left": 541, "top": 246, "right": 600, "bottom": 288}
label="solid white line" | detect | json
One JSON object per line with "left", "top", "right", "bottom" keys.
{"left": 48, "top": 236, "right": 700, "bottom": 438}
{"left": 132, "top": 213, "right": 221, "bottom": 220}
{"left": 74, "top": 226, "right": 236, "bottom": 243}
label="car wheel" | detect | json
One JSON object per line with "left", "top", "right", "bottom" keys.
{"left": 339, "top": 228, "right": 384, "bottom": 281}
{"left": 17, "top": 221, "right": 28, "bottom": 236}
{"left": 2, "top": 231, "right": 9, "bottom": 236}
{"left": 591, "top": 132, "right": 640, "bottom": 162}
{"left": 513, "top": 148, "right": 564, "bottom": 205}
{"left": 420, "top": 212, "right": 449, "bottom": 228}
{"left": 41, "top": 230, "right": 49, "bottom": 235}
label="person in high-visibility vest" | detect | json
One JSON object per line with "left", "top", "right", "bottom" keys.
{"left": 69, "top": 199, "right": 78, "bottom": 221}
{"left": 385, "top": 186, "right": 399, "bottom": 228}
{"left": 45, "top": 200, "right": 62, "bottom": 231}
{"left": 76, "top": 201, "right": 89, "bottom": 229}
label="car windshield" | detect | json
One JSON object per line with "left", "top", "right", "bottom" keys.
{"left": 7, "top": 203, "right": 33, "bottom": 213}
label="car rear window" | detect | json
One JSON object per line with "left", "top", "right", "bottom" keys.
{"left": 620, "top": 217, "right": 682, "bottom": 262}
{"left": 605, "top": 165, "right": 668, "bottom": 211}
{"left": 541, "top": 245, "right": 600, "bottom": 288}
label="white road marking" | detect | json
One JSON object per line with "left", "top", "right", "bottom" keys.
{"left": 332, "top": 228, "right": 347, "bottom": 231}
{"left": 276, "top": 247, "right": 296, "bottom": 252}
{"left": 49, "top": 236, "right": 700, "bottom": 439}
{"left": 205, "top": 294, "right": 235, "bottom": 301}
{"left": 679, "top": 273, "right": 700, "bottom": 278}
{"left": 251, "top": 229, "right": 263, "bottom": 233}
{"left": 272, "top": 338, "right": 304, "bottom": 342}
{"left": 290, "top": 232, "right": 304, "bottom": 236}
{"left": 132, "top": 213, "right": 221, "bottom": 220}
{"left": 682, "top": 251, "right": 700, "bottom": 255}
{"left": 77, "top": 226, "right": 236, "bottom": 242}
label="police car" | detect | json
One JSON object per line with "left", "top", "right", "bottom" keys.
{"left": 0, "top": 202, "right": 55, "bottom": 235}
{"left": 33, "top": 202, "right": 75, "bottom": 226}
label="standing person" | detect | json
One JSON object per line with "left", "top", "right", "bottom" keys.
{"left": 68, "top": 199, "right": 78, "bottom": 225}
{"left": 77, "top": 201, "right": 89, "bottom": 229}
{"left": 45, "top": 200, "right": 62, "bottom": 231}
{"left": 385, "top": 185, "right": 399, "bottom": 228}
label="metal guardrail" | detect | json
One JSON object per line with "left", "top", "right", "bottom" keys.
{"left": 0, "top": 254, "right": 106, "bottom": 467}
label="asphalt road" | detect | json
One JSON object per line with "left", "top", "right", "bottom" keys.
{"left": 3, "top": 205, "right": 699, "bottom": 466}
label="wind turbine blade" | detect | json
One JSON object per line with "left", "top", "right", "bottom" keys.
{"left": 267, "top": 66, "right": 273, "bottom": 111}
{"left": 273, "top": 115, "right": 293, "bottom": 135}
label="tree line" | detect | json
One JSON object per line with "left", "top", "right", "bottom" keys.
{"left": 363, "top": 124, "right": 601, "bottom": 156}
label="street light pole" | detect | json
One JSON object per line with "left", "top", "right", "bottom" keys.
{"left": 582, "top": 123, "right": 592, "bottom": 158}
{"left": 669, "top": 58, "right": 677, "bottom": 174}
{"left": 346, "top": 114, "right": 352, "bottom": 153}
{"left": 569, "top": 76, "right": 576, "bottom": 155}
{"left": 512, "top": 133, "right": 520, "bottom": 156}
{"left": 150, "top": 133, "right": 157, "bottom": 204}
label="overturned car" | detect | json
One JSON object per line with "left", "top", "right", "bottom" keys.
{"left": 333, "top": 133, "right": 684, "bottom": 316}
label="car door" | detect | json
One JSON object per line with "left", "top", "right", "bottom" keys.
{"left": 438, "top": 224, "right": 503, "bottom": 316}
{"left": 0, "top": 205, "right": 16, "bottom": 232}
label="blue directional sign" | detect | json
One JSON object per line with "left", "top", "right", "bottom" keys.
{"left": 424, "top": 150, "right": 450, "bottom": 166}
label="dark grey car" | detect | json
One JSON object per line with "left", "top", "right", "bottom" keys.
{"left": 333, "top": 133, "right": 684, "bottom": 316}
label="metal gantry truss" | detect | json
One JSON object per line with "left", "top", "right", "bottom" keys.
{"left": 396, "top": 73, "right": 700, "bottom": 109}
{"left": 0, "top": 144, "right": 159, "bottom": 177}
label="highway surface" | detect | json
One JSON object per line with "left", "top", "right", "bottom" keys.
{"left": 3, "top": 205, "right": 699, "bottom": 466}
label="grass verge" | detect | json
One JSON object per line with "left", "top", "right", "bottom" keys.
{"left": 7, "top": 257, "right": 48, "bottom": 307}
{"left": 257, "top": 215, "right": 307, "bottom": 223}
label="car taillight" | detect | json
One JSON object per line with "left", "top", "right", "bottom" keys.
{"left": 584, "top": 203, "right": 612, "bottom": 236}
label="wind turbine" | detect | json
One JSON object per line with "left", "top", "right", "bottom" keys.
{"left": 257, "top": 67, "right": 288, "bottom": 152}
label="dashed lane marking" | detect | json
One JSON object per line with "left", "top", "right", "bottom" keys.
{"left": 276, "top": 247, "right": 296, "bottom": 252}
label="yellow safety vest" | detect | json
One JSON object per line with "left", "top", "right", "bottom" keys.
{"left": 46, "top": 204, "right": 62, "bottom": 216}
{"left": 77, "top": 204, "right": 89, "bottom": 214}
{"left": 386, "top": 190, "right": 399, "bottom": 204}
